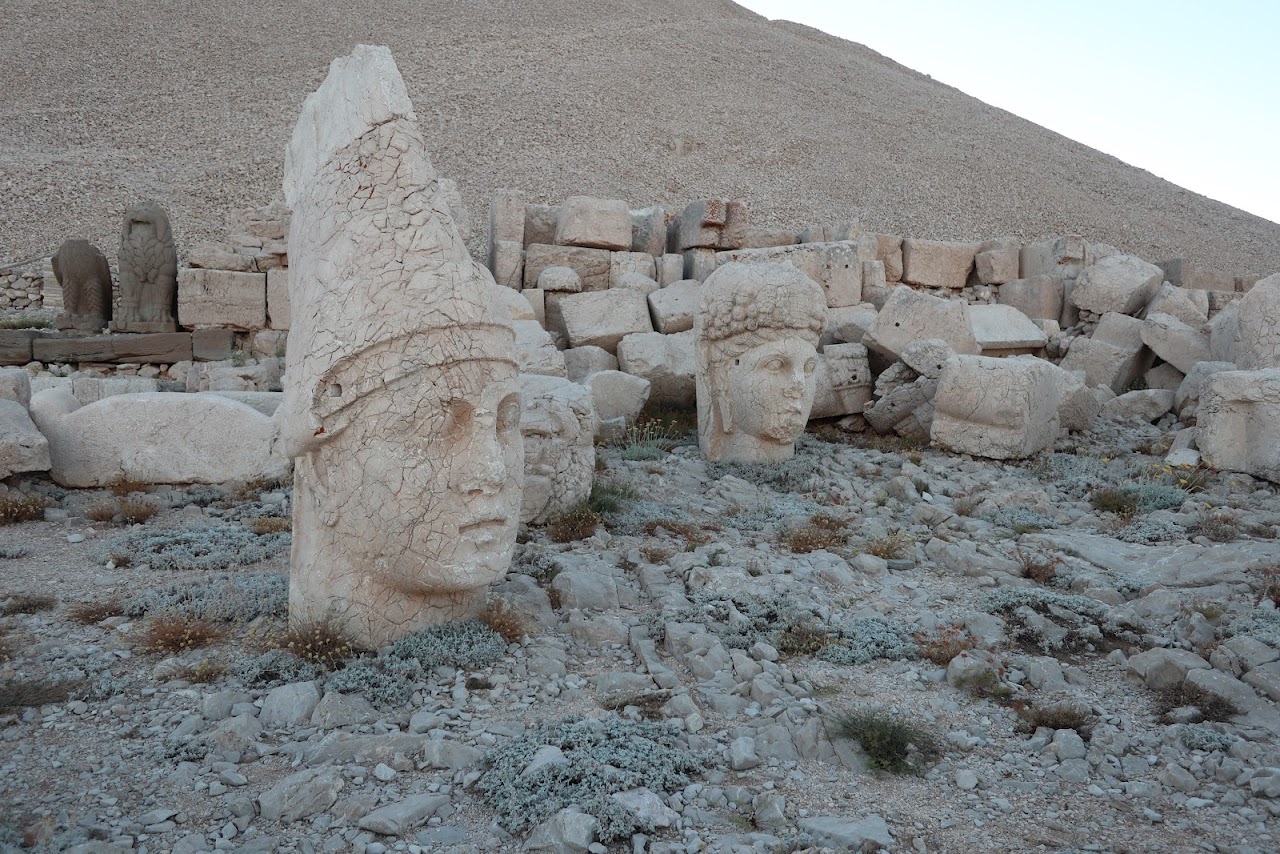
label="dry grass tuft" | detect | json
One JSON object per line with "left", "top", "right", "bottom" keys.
{"left": 173, "top": 658, "right": 228, "bottom": 684}
{"left": 0, "top": 495, "right": 48, "bottom": 525}
{"left": 0, "top": 676, "right": 84, "bottom": 713}
{"left": 68, "top": 597, "right": 126, "bottom": 625}
{"left": 641, "top": 518, "right": 714, "bottom": 550}
{"left": 1155, "top": 682, "right": 1240, "bottom": 723}
{"left": 1013, "top": 700, "right": 1097, "bottom": 738}
{"left": 139, "top": 616, "right": 225, "bottom": 654}
{"left": 863, "top": 530, "right": 912, "bottom": 560}
{"left": 830, "top": 707, "right": 939, "bottom": 774}
{"left": 84, "top": 499, "right": 120, "bottom": 523}
{"left": 481, "top": 599, "right": 528, "bottom": 644}
{"left": 0, "top": 592, "right": 57, "bottom": 616}
{"left": 249, "top": 516, "right": 291, "bottom": 535}
{"left": 640, "top": 545, "right": 674, "bottom": 565}
{"left": 1014, "top": 542, "right": 1062, "bottom": 585}
{"left": 914, "top": 625, "right": 977, "bottom": 665}
{"left": 785, "top": 512, "right": 850, "bottom": 554}
{"left": 271, "top": 617, "right": 357, "bottom": 668}
{"left": 117, "top": 497, "right": 159, "bottom": 524}
{"left": 546, "top": 502, "right": 601, "bottom": 543}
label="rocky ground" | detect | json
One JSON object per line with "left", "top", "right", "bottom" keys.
{"left": 3, "top": 417, "right": 1280, "bottom": 853}
{"left": 3, "top": 1, "right": 1280, "bottom": 275}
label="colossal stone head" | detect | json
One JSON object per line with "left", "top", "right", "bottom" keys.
{"left": 695, "top": 262, "right": 826, "bottom": 463}
{"left": 519, "top": 374, "right": 596, "bottom": 525}
{"left": 279, "top": 45, "right": 523, "bottom": 647}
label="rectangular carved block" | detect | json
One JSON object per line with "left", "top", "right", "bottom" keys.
{"left": 178, "top": 268, "right": 267, "bottom": 330}
{"left": 32, "top": 333, "right": 193, "bottom": 364}
{"left": 0, "top": 330, "right": 36, "bottom": 365}
{"left": 266, "top": 268, "right": 291, "bottom": 330}
{"left": 524, "top": 244, "right": 610, "bottom": 292}
{"left": 192, "top": 328, "right": 235, "bottom": 361}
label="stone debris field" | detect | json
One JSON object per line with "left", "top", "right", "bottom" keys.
{"left": 1, "top": 30, "right": 1280, "bottom": 854}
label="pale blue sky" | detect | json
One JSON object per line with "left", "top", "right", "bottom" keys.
{"left": 738, "top": 0, "right": 1280, "bottom": 225}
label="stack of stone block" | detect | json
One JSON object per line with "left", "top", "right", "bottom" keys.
{"left": 180, "top": 202, "right": 291, "bottom": 332}
{"left": 0, "top": 266, "right": 49, "bottom": 311}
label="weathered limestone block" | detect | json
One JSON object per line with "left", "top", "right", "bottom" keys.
{"left": 931, "top": 356, "right": 1062, "bottom": 459}
{"left": 0, "top": 330, "right": 36, "bottom": 365}
{"left": 609, "top": 251, "right": 657, "bottom": 288}
{"left": 969, "top": 304, "right": 1047, "bottom": 355}
{"left": 1145, "top": 363, "right": 1185, "bottom": 393}
{"left": 1158, "top": 258, "right": 1237, "bottom": 293}
{"left": 683, "top": 248, "right": 719, "bottom": 282}
{"left": 810, "top": 342, "right": 871, "bottom": 419}
{"left": 901, "top": 239, "right": 980, "bottom": 290}
{"left": 193, "top": 328, "right": 235, "bottom": 361}
{"left": 524, "top": 244, "right": 610, "bottom": 291}
{"left": 29, "top": 388, "right": 286, "bottom": 487}
{"left": 1199, "top": 369, "right": 1280, "bottom": 483}
{"left": 863, "top": 287, "right": 980, "bottom": 363}
{"left": 1059, "top": 312, "right": 1153, "bottom": 393}
{"left": 617, "top": 330, "right": 695, "bottom": 409}
{"left": 113, "top": 201, "right": 179, "bottom": 333}
{"left": 488, "top": 190, "right": 525, "bottom": 247}
{"left": 1209, "top": 301, "right": 1239, "bottom": 363}
{"left": 0, "top": 399, "right": 49, "bottom": 479}
{"left": 521, "top": 289, "right": 546, "bottom": 326}
{"left": 873, "top": 234, "right": 903, "bottom": 283}
{"left": 32, "top": 332, "right": 193, "bottom": 365}
{"left": 523, "top": 204, "right": 559, "bottom": 247}
{"left": 1235, "top": 273, "right": 1280, "bottom": 370}
{"left": 70, "top": 375, "right": 159, "bottom": 405}
{"left": 555, "top": 196, "right": 632, "bottom": 250}
{"left": 743, "top": 228, "right": 799, "bottom": 249}
{"left": 1175, "top": 360, "right": 1236, "bottom": 418}
{"left": 648, "top": 280, "right": 701, "bottom": 334}
{"left": 695, "top": 262, "right": 826, "bottom": 463}
{"left": 1070, "top": 254, "right": 1163, "bottom": 316}
{"left": 489, "top": 239, "right": 524, "bottom": 289}
{"left": 266, "top": 268, "right": 291, "bottom": 329}
{"left": 0, "top": 368, "right": 31, "bottom": 408}
{"left": 1140, "top": 312, "right": 1212, "bottom": 373}
{"left": 558, "top": 289, "right": 653, "bottom": 353}
{"left": 865, "top": 377, "right": 937, "bottom": 434}
{"left": 587, "top": 370, "right": 650, "bottom": 425}
{"left": 278, "top": 45, "right": 523, "bottom": 647}
{"left": 177, "top": 269, "right": 267, "bottom": 330}
{"left": 629, "top": 207, "right": 667, "bottom": 256}
{"left": 974, "top": 239, "right": 1020, "bottom": 285}
{"left": 564, "top": 346, "right": 617, "bottom": 382}
{"left": 997, "top": 275, "right": 1063, "bottom": 323}
{"left": 51, "top": 238, "right": 112, "bottom": 331}
{"left": 671, "top": 199, "right": 748, "bottom": 251}
{"left": 822, "top": 304, "right": 877, "bottom": 347}
{"left": 515, "top": 320, "right": 567, "bottom": 378}
{"left": 1146, "top": 282, "right": 1208, "bottom": 326}
{"left": 519, "top": 375, "right": 595, "bottom": 525}
{"left": 715, "top": 241, "right": 868, "bottom": 308}
{"left": 656, "top": 254, "right": 684, "bottom": 287}
{"left": 537, "top": 265, "right": 582, "bottom": 292}
{"left": 1019, "top": 235, "right": 1087, "bottom": 279}
{"left": 187, "top": 241, "right": 255, "bottom": 273}
{"left": 1102, "top": 389, "right": 1174, "bottom": 422}
{"left": 616, "top": 272, "right": 659, "bottom": 296}
{"left": 1054, "top": 367, "right": 1100, "bottom": 432}
{"left": 493, "top": 285, "right": 535, "bottom": 322}
{"left": 861, "top": 259, "right": 889, "bottom": 308}
{"left": 900, "top": 339, "right": 955, "bottom": 379}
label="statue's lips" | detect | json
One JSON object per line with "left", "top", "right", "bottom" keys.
{"left": 458, "top": 518, "right": 510, "bottom": 547}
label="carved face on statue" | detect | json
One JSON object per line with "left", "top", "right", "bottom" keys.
{"left": 724, "top": 338, "right": 819, "bottom": 444}
{"left": 696, "top": 262, "right": 827, "bottom": 463}
{"left": 304, "top": 358, "right": 523, "bottom": 598}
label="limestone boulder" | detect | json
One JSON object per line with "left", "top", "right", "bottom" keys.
{"left": 1235, "top": 273, "right": 1280, "bottom": 369}
{"left": 1145, "top": 282, "right": 1208, "bottom": 326}
{"left": 930, "top": 356, "right": 1062, "bottom": 459}
{"left": 0, "top": 399, "right": 50, "bottom": 478}
{"left": 1059, "top": 312, "right": 1153, "bottom": 393}
{"left": 537, "top": 265, "right": 582, "bottom": 292}
{"left": 873, "top": 234, "right": 903, "bottom": 282}
{"left": 1199, "top": 369, "right": 1280, "bottom": 483}
{"left": 29, "top": 388, "right": 288, "bottom": 487}
{"left": 629, "top": 207, "right": 666, "bottom": 256}
{"left": 863, "top": 287, "right": 980, "bottom": 362}
{"left": 616, "top": 331, "right": 695, "bottom": 409}
{"left": 1070, "top": 254, "right": 1163, "bottom": 316}
{"left": 822, "top": 304, "right": 877, "bottom": 346}
{"left": 554, "top": 196, "right": 631, "bottom": 250}
{"left": 974, "top": 238, "right": 1020, "bottom": 285}
{"left": 1174, "top": 360, "right": 1236, "bottom": 418}
{"left": 177, "top": 269, "right": 266, "bottom": 330}
{"left": 525, "top": 244, "right": 610, "bottom": 291}
{"left": 900, "top": 339, "right": 955, "bottom": 379}
{"left": 997, "top": 275, "right": 1064, "bottom": 323}
{"left": 1140, "top": 313, "right": 1211, "bottom": 373}
{"left": 519, "top": 375, "right": 595, "bottom": 525}
{"left": 266, "top": 268, "right": 291, "bottom": 329}
{"left": 1101, "top": 389, "right": 1174, "bottom": 422}
{"left": 586, "top": 370, "right": 650, "bottom": 426}
{"left": 0, "top": 367, "right": 31, "bottom": 407}
{"left": 901, "top": 239, "right": 981, "bottom": 290}
{"left": 557, "top": 289, "right": 653, "bottom": 353}
{"left": 648, "top": 280, "right": 701, "bottom": 334}
{"left": 564, "top": 346, "right": 617, "bottom": 382}
{"left": 1019, "top": 235, "right": 1087, "bottom": 279}
{"left": 714, "top": 240, "right": 871, "bottom": 308}
{"left": 494, "top": 284, "right": 535, "bottom": 321}
{"left": 1053, "top": 367, "right": 1101, "bottom": 432}
{"left": 655, "top": 254, "right": 684, "bottom": 287}
{"left": 615, "top": 272, "right": 659, "bottom": 296}
{"left": 810, "top": 343, "right": 871, "bottom": 419}
{"left": 671, "top": 199, "right": 748, "bottom": 251}
{"left": 1209, "top": 301, "right": 1240, "bottom": 362}
{"left": 609, "top": 251, "right": 657, "bottom": 288}
{"left": 514, "top": 320, "right": 567, "bottom": 378}
{"left": 969, "top": 304, "right": 1047, "bottom": 355}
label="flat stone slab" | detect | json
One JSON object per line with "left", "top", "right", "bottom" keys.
{"left": 0, "top": 330, "right": 38, "bottom": 365}
{"left": 1025, "top": 532, "right": 1280, "bottom": 589}
{"left": 969, "top": 304, "right": 1048, "bottom": 351}
{"left": 30, "top": 332, "right": 193, "bottom": 364}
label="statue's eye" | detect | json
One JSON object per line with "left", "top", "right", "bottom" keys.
{"left": 443, "top": 400, "right": 474, "bottom": 438}
{"left": 765, "top": 358, "right": 785, "bottom": 371}
{"left": 497, "top": 394, "right": 521, "bottom": 433}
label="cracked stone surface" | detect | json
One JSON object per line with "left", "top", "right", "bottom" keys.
{"left": 695, "top": 262, "right": 826, "bottom": 463}
{"left": 1236, "top": 274, "right": 1280, "bottom": 370}
{"left": 278, "top": 45, "right": 522, "bottom": 647}
{"left": 931, "top": 355, "right": 1062, "bottom": 459}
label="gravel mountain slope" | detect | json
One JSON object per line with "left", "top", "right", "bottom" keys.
{"left": 2, "top": 0, "right": 1276, "bottom": 276}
